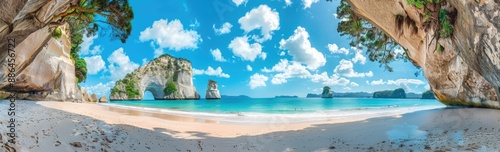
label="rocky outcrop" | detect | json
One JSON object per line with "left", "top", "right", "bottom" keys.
{"left": 109, "top": 54, "right": 200, "bottom": 100}
{"left": 99, "top": 96, "right": 108, "bottom": 103}
{"left": 346, "top": 0, "right": 500, "bottom": 108}
{"left": 0, "top": 23, "right": 83, "bottom": 101}
{"left": 321, "top": 86, "right": 333, "bottom": 98}
{"left": 206, "top": 80, "right": 221, "bottom": 99}
{"left": 0, "top": 0, "right": 76, "bottom": 54}
{"left": 91, "top": 94, "right": 98, "bottom": 102}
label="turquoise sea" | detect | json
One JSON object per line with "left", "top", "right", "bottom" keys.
{"left": 105, "top": 98, "right": 445, "bottom": 123}
{"left": 108, "top": 98, "right": 443, "bottom": 114}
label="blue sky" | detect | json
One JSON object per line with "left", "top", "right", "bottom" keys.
{"left": 79, "top": 0, "right": 430, "bottom": 99}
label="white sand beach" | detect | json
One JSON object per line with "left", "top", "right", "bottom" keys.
{"left": 2, "top": 100, "right": 500, "bottom": 151}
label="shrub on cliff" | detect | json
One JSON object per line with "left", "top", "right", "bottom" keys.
{"left": 164, "top": 82, "right": 177, "bottom": 95}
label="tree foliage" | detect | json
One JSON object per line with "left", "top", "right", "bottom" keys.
{"left": 164, "top": 82, "right": 177, "bottom": 95}
{"left": 336, "top": 0, "right": 408, "bottom": 72}
{"left": 391, "top": 88, "right": 407, "bottom": 98}
{"left": 74, "top": 57, "right": 87, "bottom": 83}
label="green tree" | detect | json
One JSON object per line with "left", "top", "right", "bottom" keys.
{"left": 164, "top": 82, "right": 177, "bottom": 95}
{"left": 373, "top": 90, "right": 393, "bottom": 98}
{"left": 74, "top": 58, "right": 87, "bottom": 83}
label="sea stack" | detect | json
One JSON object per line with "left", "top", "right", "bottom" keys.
{"left": 321, "top": 86, "right": 333, "bottom": 98}
{"left": 206, "top": 80, "right": 221, "bottom": 99}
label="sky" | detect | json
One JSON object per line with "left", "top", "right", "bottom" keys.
{"left": 79, "top": 0, "right": 430, "bottom": 99}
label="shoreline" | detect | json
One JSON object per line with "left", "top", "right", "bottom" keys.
{"left": 3, "top": 100, "right": 500, "bottom": 151}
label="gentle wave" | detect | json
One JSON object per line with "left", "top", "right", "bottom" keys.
{"left": 100, "top": 103, "right": 445, "bottom": 123}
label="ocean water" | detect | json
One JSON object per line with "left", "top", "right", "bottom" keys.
{"left": 106, "top": 98, "right": 446, "bottom": 123}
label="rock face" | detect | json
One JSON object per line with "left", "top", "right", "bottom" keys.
{"left": 0, "top": 23, "right": 83, "bottom": 101}
{"left": 99, "top": 96, "right": 108, "bottom": 103}
{"left": 321, "top": 86, "right": 333, "bottom": 98}
{"left": 346, "top": 0, "right": 500, "bottom": 108}
{"left": 109, "top": 54, "right": 200, "bottom": 100}
{"left": 206, "top": 80, "right": 221, "bottom": 99}
{"left": 0, "top": 0, "right": 76, "bottom": 54}
{"left": 91, "top": 94, "right": 98, "bottom": 102}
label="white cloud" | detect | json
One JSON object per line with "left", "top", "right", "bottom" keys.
{"left": 343, "top": 87, "right": 352, "bottom": 90}
{"left": 279, "top": 51, "right": 285, "bottom": 56}
{"left": 302, "top": 0, "right": 319, "bottom": 9}
{"left": 213, "top": 22, "right": 233, "bottom": 35}
{"left": 153, "top": 48, "right": 164, "bottom": 58}
{"left": 249, "top": 73, "right": 268, "bottom": 89}
{"left": 107, "top": 48, "right": 140, "bottom": 81}
{"left": 424, "top": 84, "right": 430, "bottom": 90}
{"left": 259, "top": 52, "right": 267, "bottom": 60}
{"left": 369, "top": 79, "right": 386, "bottom": 85}
{"left": 261, "top": 59, "right": 312, "bottom": 85}
{"left": 350, "top": 82, "right": 359, "bottom": 87}
{"left": 310, "top": 72, "right": 350, "bottom": 86}
{"left": 387, "top": 79, "right": 425, "bottom": 91}
{"left": 247, "top": 65, "right": 253, "bottom": 71}
{"left": 83, "top": 55, "right": 105, "bottom": 75}
{"left": 142, "top": 58, "right": 148, "bottom": 66}
{"left": 279, "top": 26, "right": 326, "bottom": 70}
{"left": 285, "top": 0, "right": 292, "bottom": 6}
{"left": 238, "top": 5, "right": 280, "bottom": 42}
{"left": 139, "top": 19, "right": 201, "bottom": 51}
{"left": 232, "top": 0, "right": 248, "bottom": 6}
{"left": 351, "top": 47, "right": 367, "bottom": 64}
{"left": 333, "top": 59, "right": 373, "bottom": 78}
{"left": 210, "top": 48, "right": 226, "bottom": 62}
{"left": 328, "top": 43, "right": 349, "bottom": 55}
{"left": 228, "top": 36, "right": 264, "bottom": 62}
{"left": 189, "top": 19, "right": 200, "bottom": 28}
{"left": 192, "top": 66, "right": 230, "bottom": 78}
{"left": 79, "top": 34, "right": 102, "bottom": 56}
{"left": 82, "top": 81, "right": 115, "bottom": 98}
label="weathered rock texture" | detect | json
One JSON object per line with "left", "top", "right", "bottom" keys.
{"left": 0, "top": 0, "right": 76, "bottom": 54}
{"left": 109, "top": 55, "right": 200, "bottom": 100}
{"left": 99, "top": 96, "right": 108, "bottom": 103}
{"left": 206, "top": 80, "right": 221, "bottom": 99}
{"left": 0, "top": 23, "right": 82, "bottom": 101}
{"left": 321, "top": 86, "right": 333, "bottom": 98}
{"left": 346, "top": 0, "right": 499, "bottom": 108}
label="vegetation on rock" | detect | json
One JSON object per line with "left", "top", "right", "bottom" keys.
{"left": 164, "top": 82, "right": 177, "bottom": 95}
{"left": 111, "top": 74, "right": 140, "bottom": 98}
{"left": 373, "top": 88, "right": 407, "bottom": 98}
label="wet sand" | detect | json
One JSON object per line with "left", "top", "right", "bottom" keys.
{"left": 1, "top": 100, "right": 500, "bottom": 151}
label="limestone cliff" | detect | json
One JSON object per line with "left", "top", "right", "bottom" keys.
{"left": 0, "top": 0, "right": 76, "bottom": 53}
{"left": 0, "top": 24, "right": 83, "bottom": 101}
{"left": 110, "top": 54, "right": 200, "bottom": 100}
{"left": 206, "top": 80, "right": 221, "bottom": 99}
{"left": 321, "top": 86, "right": 333, "bottom": 98}
{"left": 345, "top": 0, "right": 499, "bottom": 108}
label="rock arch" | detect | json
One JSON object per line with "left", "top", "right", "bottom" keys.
{"left": 110, "top": 55, "right": 200, "bottom": 100}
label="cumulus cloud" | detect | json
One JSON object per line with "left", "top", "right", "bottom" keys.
{"left": 333, "top": 59, "right": 373, "bottom": 78}
{"left": 79, "top": 34, "right": 102, "bottom": 56}
{"left": 249, "top": 73, "right": 268, "bottom": 89}
{"left": 228, "top": 36, "right": 264, "bottom": 62}
{"left": 279, "top": 26, "right": 326, "bottom": 70}
{"left": 139, "top": 19, "right": 201, "bottom": 51}
{"left": 424, "top": 84, "right": 430, "bottom": 90}
{"left": 210, "top": 48, "right": 226, "bottom": 62}
{"left": 369, "top": 79, "right": 386, "bottom": 85}
{"left": 238, "top": 5, "right": 280, "bottom": 42}
{"left": 285, "top": 0, "right": 292, "bottom": 6}
{"left": 261, "top": 59, "right": 312, "bottom": 84}
{"left": 302, "top": 0, "right": 319, "bottom": 9}
{"left": 142, "top": 58, "right": 148, "bottom": 66}
{"left": 350, "top": 82, "right": 359, "bottom": 87}
{"left": 279, "top": 51, "right": 285, "bottom": 56}
{"left": 247, "top": 65, "right": 253, "bottom": 71}
{"left": 328, "top": 43, "right": 349, "bottom": 55}
{"left": 83, "top": 55, "right": 105, "bottom": 75}
{"left": 213, "top": 22, "right": 233, "bottom": 35}
{"left": 192, "top": 66, "right": 230, "bottom": 78}
{"left": 387, "top": 79, "right": 425, "bottom": 91}
{"left": 82, "top": 81, "right": 115, "bottom": 98}
{"left": 232, "top": 0, "right": 248, "bottom": 6}
{"left": 107, "top": 48, "right": 140, "bottom": 81}
{"left": 310, "top": 72, "right": 350, "bottom": 86}
{"left": 351, "top": 47, "right": 367, "bottom": 64}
